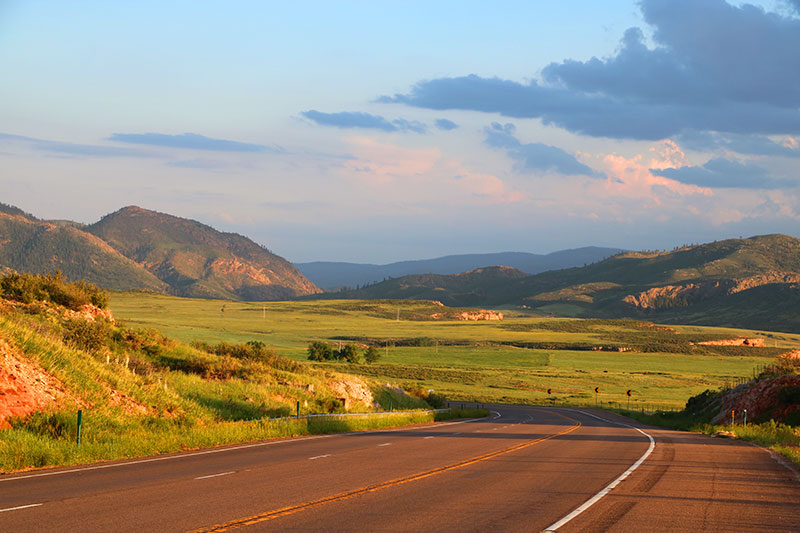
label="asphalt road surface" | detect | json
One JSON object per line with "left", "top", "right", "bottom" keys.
{"left": 1, "top": 405, "right": 798, "bottom": 532}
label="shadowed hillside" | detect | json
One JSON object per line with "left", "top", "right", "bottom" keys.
{"left": 325, "top": 235, "right": 800, "bottom": 332}
{"left": 297, "top": 247, "right": 623, "bottom": 290}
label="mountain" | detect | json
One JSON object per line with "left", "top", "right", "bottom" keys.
{"left": 86, "top": 206, "right": 321, "bottom": 300}
{"left": 296, "top": 247, "right": 623, "bottom": 289}
{"left": 319, "top": 266, "right": 529, "bottom": 307}
{"left": 0, "top": 203, "right": 321, "bottom": 300}
{"left": 0, "top": 210, "right": 168, "bottom": 292}
{"left": 326, "top": 235, "right": 800, "bottom": 332}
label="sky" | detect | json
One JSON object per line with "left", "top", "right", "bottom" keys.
{"left": 2, "top": 0, "right": 800, "bottom": 263}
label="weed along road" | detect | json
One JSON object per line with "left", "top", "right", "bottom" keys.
{"left": 1, "top": 406, "right": 798, "bottom": 532}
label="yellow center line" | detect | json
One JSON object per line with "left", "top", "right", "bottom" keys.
{"left": 191, "top": 413, "right": 581, "bottom": 532}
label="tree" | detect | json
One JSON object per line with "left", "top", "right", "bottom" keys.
{"left": 338, "top": 344, "right": 360, "bottom": 363}
{"left": 364, "top": 346, "right": 381, "bottom": 364}
{"left": 307, "top": 341, "right": 333, "bottom": 361}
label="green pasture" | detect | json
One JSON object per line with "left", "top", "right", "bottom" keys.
{"left": 110, "top": 292, "right": 800, "bottom": 410}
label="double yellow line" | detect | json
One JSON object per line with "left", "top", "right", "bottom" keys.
{"left": 193, "top": 413, "right": 581, "bottom": 532}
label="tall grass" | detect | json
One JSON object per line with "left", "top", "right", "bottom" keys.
{"left": 0, "top": 408, "right": 487, "bottom": 472}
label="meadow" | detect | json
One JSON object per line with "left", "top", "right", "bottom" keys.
{"left": 110, "top": 292, "right": 800, "bottom": 411}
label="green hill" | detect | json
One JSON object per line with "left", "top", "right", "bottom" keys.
{"left": 0, "top": 211, "right": 167, "bottom": 292}
{"left": 329, "top": 235, "right": 800, "bottom": 332}
{"left": 0, "top": 203, "right": 321, "bottom": 301}
{"left": 324, "top": 266, "right": 528, "bottom": 306}
{"left": 86, "top": 206, "right": 321, "bottom": 300}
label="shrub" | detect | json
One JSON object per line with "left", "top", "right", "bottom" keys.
{"left": 364, "top": 346, "right": 381, "bottom": 364}
{"left": 0, "top": 271, "right": 108, "bottom": 310}
{"left": 63, "top": 317, "right": 111, "bottom": 352}
{"left": 338, "top": 344, "right": 360, "bottom": 363}
{"left": 308, "top": 341, "right": 334, "bottom": 361}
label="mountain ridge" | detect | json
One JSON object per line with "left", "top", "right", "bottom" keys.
{"left": 297, "top": 246, "right": 624, "bottom": 289}
{"left": 0, "top": 203, "right": 321, "bottom": 301}
{"left": 324, "top": 234, "right": 800, "bottom": 332}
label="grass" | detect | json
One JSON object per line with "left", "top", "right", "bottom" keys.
{"left": 110, "top": 292, "right": 799, "bottom": 411}
{"left": 623, "top": 410, "right": 800, "bottom": 467}
{"left": 0, "top": 407, "right": 487, "bottom": 472}
{"left": 7, "top": 287, "right": 796, "bottom": 473}
{"left": 1, "top": 289, "right": 492, "bottom": 472}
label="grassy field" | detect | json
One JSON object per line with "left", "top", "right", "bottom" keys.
{"left": 110, "top": 292, "right": 800, "bottom": 411}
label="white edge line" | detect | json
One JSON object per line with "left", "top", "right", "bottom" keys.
{"left": 378, "top": 443, "right": 392, "bottom": 447}
{"left": 194, "top": 471, "right": 235, "bottom": 480}
{"left": 0, "top": 503, "right": 43, "bottom": 513}
{"left": 308, "top": 454, "right": 331, "bottom": 460}
{"left": 543, "top": 409, "right": 656, "bottom": 532}
{"left": 0, "top": 417, "right": 485, "bottom": 483}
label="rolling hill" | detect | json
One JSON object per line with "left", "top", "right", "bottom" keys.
{"left": 327, "top": 234, "right": 800, "bottom": 332}
{"left": 296, "top": 247, "right": 623, "bottom": 289}
{"left": 0, "top": 203, "right": 321, "bottom": 300}
{"left": 0, "top": 209, "right": 168, "bottom": 292}
{"left": 87, "top": 206, "right": 321, "bottom": 300}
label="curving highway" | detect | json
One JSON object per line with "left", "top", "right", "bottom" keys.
{"left": 1, "top": 405, "right": 798, "bottom": 532}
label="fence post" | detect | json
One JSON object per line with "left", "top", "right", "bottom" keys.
{"left": 76, "top": 409, "right": 83, "bottom": 445}
{"left": 296, "top": 401, "right": 300, "bottom": 418}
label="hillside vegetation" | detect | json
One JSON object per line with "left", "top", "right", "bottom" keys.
{"left": 0, "top": 203, "right": 320, "bottom": 301}
{"left": 0, "top": 274, "right": 446, "bottom": 472}
{"left": 330, "top": 234, "right": 800, "bottom": 332}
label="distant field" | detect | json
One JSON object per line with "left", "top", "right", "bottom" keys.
{"left": 110, "top": 292, "right": 800, "bottom": 410}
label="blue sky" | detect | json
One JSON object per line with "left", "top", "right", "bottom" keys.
{"left": 2, "top": 0, "right": 799, "bottom": 262}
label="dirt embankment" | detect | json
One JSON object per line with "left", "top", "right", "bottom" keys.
{"left": 0, "top": 337, "right": 71, "bottom": 428}
{"left": 712, "top": 374, "right": 800, "bottom": 425}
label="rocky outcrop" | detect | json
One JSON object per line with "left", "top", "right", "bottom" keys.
{"left": 624, "top": 272, "right": 800, "bottom": 310}
{"left": 329, "top": 377, "right": 374, "bottom": 410}
{"left": 458, "top": 310, "right": 503, "bottom": 321}
{"left": 698, "top": 338, "right": 765, "bottom": 347}
{"left": 711, "top": 375, "right": 800, "bottom": 425}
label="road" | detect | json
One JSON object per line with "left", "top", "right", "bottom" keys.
{"left": 1, "top": 405, "right": 798, "bottom": 532}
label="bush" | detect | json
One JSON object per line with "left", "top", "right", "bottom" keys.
{"left": 63, "top": 317, "right": 111, "bottom": 352}
{"left": 0, "top": 271, "right": 108, "bottom": 310}
{"left": 339, "top": 344, "right": 360, "bottom": 363}
{"left": 364, "top": 346, "right": 381, "bottom": 364}
{"left": 308, "top": 341, "right": 333, "bottom": 361}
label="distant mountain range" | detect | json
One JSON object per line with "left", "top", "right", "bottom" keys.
{"left": 296, "top": 247, "right": 623, "bottom": 289}
{"left": 0, "top": 203, "right": 320, "bottom": 300}
{"left": 324, "top": 234, "right": 800, "bottom": 332}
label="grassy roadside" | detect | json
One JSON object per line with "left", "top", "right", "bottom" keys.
{"left": 623, "top": 410, "right": 800, "bottom": 467}
{"left": 0, "top": 408, "right": 487, "bottom": 473}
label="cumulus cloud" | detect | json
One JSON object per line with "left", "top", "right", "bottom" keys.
{"left": 0, "top": 132, "right": 151, "bottom": 157}
{"left": 301, "top": 110, "right": 426, "bottom": 133}
{"left": 484, "top": 123, "right": 601, "bottom": 177}
{"left": 652, "top": 157, "right": 790, "bottom": 189}
{"left": 434, "top": 118, "right": 459, "bottom": 131}
{"left": 108, "top": 132, "right": 279, "bottom": 153}
{"left": 381, "top": 0, "right": 800, "bottom": 140}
